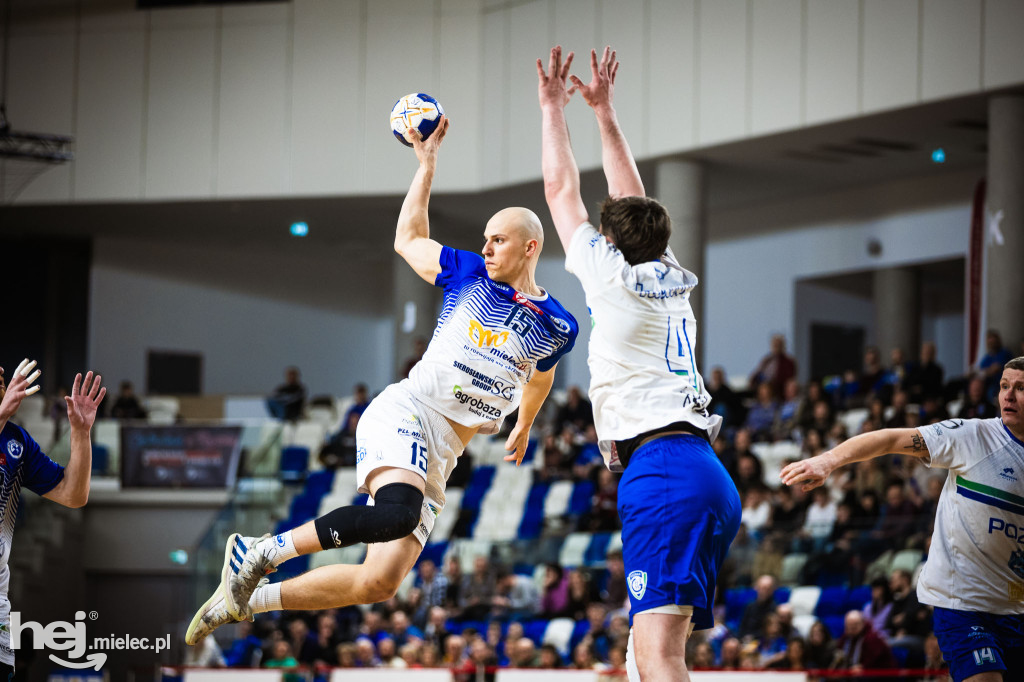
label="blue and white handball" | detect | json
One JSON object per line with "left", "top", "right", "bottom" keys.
{"left": 390, "top": 93, "right": 444, "bottom": 147}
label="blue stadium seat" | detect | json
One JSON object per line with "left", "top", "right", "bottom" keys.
{"left": 517, "top": 481, "right": 549, "bottom": 540}
{"left": 289, "top": 493, "right": 321, "bottom": 524}
{"left": 304, "top": 469, "right": 335, "bottom": 497}
{"left": 725, "top": 588, "right": 756, "bottom": 626}
{"left": 568, "top": 480, "right": 595, "bottom": 516}
{"left": 91, "top": 444, "right": 109, "bottom": 474}
{"left": 418, "top": 541, "right": 448, "bottom": 568}
{"left": 823, "top": 615, "right": 845, "bottom": 639}
{"left": 280, "top": 446, "right": 310, "bottom": 483}
{"left": 774, "top": 586, "right": 792, "bottom": 605}
{"left": 461, "top": 466, "right": 496, "bottom": 512}
{"left": 845, "top": 585, "right": 872, "bottom": 612}
{"left": 522, "top": 619, "right": 548, "bottom": 645}
{"left": 814, "top": 586, "right": 849, "bottom": 618}
{"left": 584, "top": 532, "right": 613, "bottom": 566}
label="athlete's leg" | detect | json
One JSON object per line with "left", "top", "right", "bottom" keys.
{"left": 630, "top": 612, "right": 692, "bottom": 682}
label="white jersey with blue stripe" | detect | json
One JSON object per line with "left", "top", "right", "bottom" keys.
{"left": 0, "top": 423, "right": 65, "bottom": 665}
{"left": 918, "top": 417, "right": 1024, "bottom": 614}
{"left": 402, "top": 247, "right": 578, "bottom": 434}
{"left": 565, "top": 223, "right": 721, "bottom": 472}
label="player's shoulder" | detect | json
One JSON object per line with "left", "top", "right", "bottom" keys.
{"left": 439, "top": 247, "right": 487, "bottom": 281}
{"left": 538, "top": 294, "right": 579, "bottom": 337}
{"left": 0, "top": 422, "right": 38, "bottom": 464}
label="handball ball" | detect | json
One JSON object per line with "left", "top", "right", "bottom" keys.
{"left": 390, "top": 93, "right": 444, "bottom": 147}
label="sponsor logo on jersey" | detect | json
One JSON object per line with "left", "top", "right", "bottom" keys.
{"left": 397, "top": 428, "right": 423, "bottom": 439}
{"left": 427, "top": 503, "right": 439, "bottom": 518}
{"left": 356, "top": 445, "right": 367, "bottom": 464}
{"left": 513, "top": 292, "right": 543, "bottom": 315}
{"left": 627, "top": 570, "right": 647, "bottom": 601}
{"left": 550, "top": 316, "right": 571, "bottom": 333}
{"left": 6, "top": 441, "right": 22, "bottom": 461}
{"left": 1010, "top": 548, "right": 1024, "bottom": 581}
{"left": 468, "top": 319, "right": 509, "bottom": 348}
{"left": 451, "top": 386, "right": 502, "bottom": 418}
{"left": 452, "top": 361, "right": 515, "bottom": 400}
{"left": 1001, "top": 467, "right": 1018, "bottom": 482}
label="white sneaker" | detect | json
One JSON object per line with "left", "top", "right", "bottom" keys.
{"left": 222, "top": 533, "right": 277, "bottom": 620}
{"left": 185, "top": 576, "right": 268, "bottom": 645}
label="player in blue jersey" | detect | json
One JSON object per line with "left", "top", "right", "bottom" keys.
{"left": 0, "top": 360, "right": 106, "bottom": 677}
{"left": 187, "top": 117, "right": 579, "bottom": 645}
{"left": 783, "top": 357, "right": 1024, "bottom": 682}
{"left": 538, "top": 46, "right": 741, "bottom": 681}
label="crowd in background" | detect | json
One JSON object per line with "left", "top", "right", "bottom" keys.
{"left": 178, "top": 328, "right": 1021, "bottom": 676}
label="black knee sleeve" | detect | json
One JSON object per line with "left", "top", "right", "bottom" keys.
{"left": 314, "top": 482, "right": 423, "bottom": 550}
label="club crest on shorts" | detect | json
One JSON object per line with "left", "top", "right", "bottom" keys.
{"left": 628, "top": 570, "right": 648, "bottom": 601}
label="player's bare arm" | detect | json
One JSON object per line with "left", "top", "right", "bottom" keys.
{"left": 570, "top": 46, "right": 644, "bottom": 199}
{"left": 394, "top": 116, "right": 451, "bottom": 284}
{"left": 538, "top": 46, "right": 589, "bottom": 254}
{"left": 780, "top": 427, "right": 930, "bottom": 492}
{"left": 44, "top": 371, "right": 106, "bottom": 508}
{"left": 503, "top": 364, "right": 557, "bottom": 467}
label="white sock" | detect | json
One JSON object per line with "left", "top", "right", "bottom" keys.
{"left": 249, "top": 581, "right": 283, "bottom": 614}
{"left": 255, "top": 532, "right": 300, "bottom": 567}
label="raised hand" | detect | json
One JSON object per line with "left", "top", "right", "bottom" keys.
{"left": 779, "top": 453, "right": 834, "bottom": 492}
{"left": 569, "top": 46, "right": 619, "bottom": 110}
{"left": 65, "top": 371, "right": 107, "bottom": 432}
{"left": 0, "top": 359, "right": 42, "bottom": 419}
{"left": 502, "top": 422, "right": 532, "bottom": 467}
{"left": 537, "top": 45, "right": 576, "bottom": 109}
{"left": 406, "top": 115, "right": 450, "bottom": 168}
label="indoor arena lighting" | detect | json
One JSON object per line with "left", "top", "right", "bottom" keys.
{"left": 290, "top": 221, "right": 309, "bottom": 236}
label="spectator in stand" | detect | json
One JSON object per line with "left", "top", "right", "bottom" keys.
{"left": 355, "top": 638, "right": 380, "bottom": 667}
{"left": 836, "top": 610, "right": 896, "bottom": 671}
{"left": 335, "top": 642, "right": 357, "bottom": 667}
{"left": 907, "top": 342, "right": 944, "bottom": 402}
{"left": 444, "top": 556, "right": 463, "bottom": 610}
{"left": 978, "top": 330, "right": 1013, "bottom": 400}
{"left": 773, "top": 378, "right": 803, "bottom": 442}
{"left": 401, "top": 338, "right": 428, "bottom": 379}
{"left": 957, "top": 375, "right": 998, "bottom": 419}
{"left": 538, "top": 433, "right": 572, "bottom": 481}
{"left": 744, "top": 382, "right": 778, "bottom": 442}
{"left": 921, "top": 633, "right": 947, "bottom": 677}
{"left": 422, "top": 606, "right": 449, "bottom": 651}
{"left": 771, "top": 485, "right": 807, "bottom": 547}
{"left": 757, "top": 612, "right": 788, "bottom": 666}
{"left": 459, "top": 556, "right": 497, "bottom": 620}
{"left": 415, "top": 559, "right": 449, "bottom": 612}
{"left": 287, "top": 618, "right": 318, "bottom": 664}
{"left": 538, "top": 643, "right": 562, "bottom": 669}
{"left": 572, "top": 424, "right": 603, "bottom": 481}
{"left": 719, "top": 637, "right": 741, "bottom": 669}
{"left": 721, "top": 524, "right": 756, "bottom": 588}
{"left": 738, "top": 574, "right": 778, "bottom": 640}
{"left": 579, "top": 602, "right": 613, "bottom": 661}
{"left": 803, "top": 400, "right": 835, "bottom": 442}
{"left": 796, "top": 381, "right": 827, "bottom": 430}
{"left": 708, "top": 366, "right": 745, "bottom": 431}
{"left": 740, "top": 486, "right": 771, "bottom": 539}
{"left": 805, "top": 620, "right": 839, "bottom": 670}
{"left": 454, "top": 639, "right": 497, "bottom": 681}
{"left": 920, "top": 395, "right": 950, "bottom": 424}
{"left": 801, "top": 428, "right": 827, "bottom": 460}
{"left": 750, "top": 334, "right": 797, "bottom": 399}
{"left": 377, "top": 637, "right": 399, "bottom": 667}
{"left": 390, "top": 610, "right": 424, "bottom": 647}
{"left": 862, "top": 398, "right": 886, "bottom": 433}
{"left": 719, "top": 427, "right": 755, "bottom": 480}
{"left": 767, "top": 636, "right": 807, "bottom": 671}
{"left": 885, "top": 347, "right": 915, "bottom": 395}
{"left": 571, "top": 641, "right": 604, "bottom": 671}
{"left": 884, "top": 390, "right": 911, "bottom": 428}
{"left": 775, "top": 604, "right": 795, "bottom": 640}
{"left": 602, "top": 550, "right": 628, "bottom": 609}
{"left": 539, "top": 563, "right": 569, "bottom": 617}
{"left": 861, "top": 577, "right": 894, "bottom": 639}
{"left": 224, "top": 619, "right": 264, "bottom": 667}
{"left": 884, "top": 569, "right": 931, "bottom": 662}
{"left": 690, "top": 641, "right": 714, "bottom": 668}
{"left": 311, "top": 613, "right": 340, "bottom": 666}
{"left": 266, "top": 366, "right": 306, "bottom": 422}
{"left": 554, "top": 385, "right": 594, "bottom": 433}
{"left": 733, "top": 450, "right": 765, "bottom": 497}
{"left": 342, "top": 383, "right": 370, "bottom": 424}
{"left": 798, "top": 487, "right": 836, "bottom": 553}
{"left": 861, "top": 480, "right": 920, "bottom": 559}
{"left": 110, "top": 380, "right": 147, "bottom": 420}
{"left": 443, "top": 634, "right": 467, "bottom": 667}
{"left": 49, "top": 385, "right": 70, "bottom": 445}
{"left": 751, "top": 534, "right": 784, "bottom": 582}
{"left": 491, "top": 569, "right": 540, "bottom": 621}
{"left": 861, "top": 347, "right": 887, "bottom": 401}
{"left": 565, "top": 568, "right": 597, "bottom": 620}
{"left": 319, "top": 409, "right": 360, "bottom": 469}
{"left": 586, "top": 467, "right": 619, "bottom": 531}
{"left": 508, "top": 638, "right": 538, "bottom": 668}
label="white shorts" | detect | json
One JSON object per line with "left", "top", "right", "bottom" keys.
{"left": 356, "top": 384, "right": 465, "bottom": 547}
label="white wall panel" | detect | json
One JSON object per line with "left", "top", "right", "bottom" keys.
{"left": 291, "top": 0, "right": 364, "bottom": 196}
{"left": 437, "top": 0, "right": 483, "bottom": 192}
{"left": 751, "top": 0, "right": 802, "bottom": 135}
{"left": 505, "top": 1, "right": 550, "bottom": 184}
{"left": 481, "top": 7, "right": 508, "bottom": 187}
{"left": 146, "top": 10, "right": 217, "bottom": 199}
{"left": 363, "top": 0, "right": 437, "bottom": 193}
{"left": 922, "top": 0, "right": 982, "bottom": 100}
{"left": 984, "top": 0, "right": 1024, "bottom": 89}
{"left": 217, "top": 5, "right": 291, "bottom": 196}
{"left": 697, "top": 0, "right": 748, "bottom": 145}
{"left": 74, "top": 20, "right": 146, "bottom": 200}
{"left": 553, "top": 0, "right": 600, "bottom": 173}
{"left": 647, "top": 0, "right": 695, "bottom": 152}
{"left": 862, "top": 0, "right": 918, "bottom": 113}
{"left": 597, "top": 0, "right": 646, "bottom": 156}
{"left": 805, "top": 0, "right": 859, "bottom": 125}
{"left": 6, "top": 31, "right": 76, "bottom": 203}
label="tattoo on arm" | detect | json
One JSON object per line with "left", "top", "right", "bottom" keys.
{"left": 904, "top": 434, "right": 926, "bottom": 453}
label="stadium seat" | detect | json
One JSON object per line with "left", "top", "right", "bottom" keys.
{"left": 567, "top": 480, "right": 595, "bottom": 516}
{"left": 725, "top": 588, "right": 756, "bottom": 625}
{"left": 542, "top": 618, "right": 575, "bottom": 657}
{"left": 517, "top": 482, "right": 550, "bottom": 540}
{"left": 474, "top": 464, "right": 530, "bottom": 541}
{"left": 544, "top": 480, "right": 573, "bottom": 519}
{"left": 891, "top": 548, "right": 923, "bottom": 575}
{"left": 304, "top": 469, "right": 334, "bottom": 497}
{"left": 558, "top": 532, "right": 592, "bottom": 568}
{"left": 145, "top": 396, "right": 180, "bottom": 424}
{"left": 430, "top": 488, "right": 463, "bottom": 543}
{"left": 845, "top": 584, "right": 872, "bottom": 612}
{"left": 840, "top": 408, "right": 869, "bottom": 437}
{"left": 786, "top": 586, "right": 821, "bottom": 617}
{"left": 279, "top": 446, "right": 309, "bottom": 483}
{"left": 814, "top": 586, "right": 848, "bottom": 618}
{"left": 521, "top": 620, "right": 547, "bottom": 645}
{"left": 91, "top": 444, "right": 109, "bottom": 475}
{"left": 823, "top": 615, "right": 845, "bottom": 639}
{"left": 780, "top": 553, "right": 808, "bottom": 585}
{"left": 584, "top": 532, "right": 613, "bottom": 566}
{"left": 792, "top": 614, "right": 816, "bottom": 637}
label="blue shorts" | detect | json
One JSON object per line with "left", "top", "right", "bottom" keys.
{"left": 932, "top": 606, "right": 1024, "bottom": 682}
{"left": 617, "top": 434, "right": 741, "bottom": 630}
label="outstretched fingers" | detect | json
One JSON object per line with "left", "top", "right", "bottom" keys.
{"left": 87, "top": 373, "right": 103, "bottom": 400}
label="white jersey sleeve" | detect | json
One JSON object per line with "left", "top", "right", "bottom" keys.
{"left": 920, "top": 418, "right": 985, "bottom": 471}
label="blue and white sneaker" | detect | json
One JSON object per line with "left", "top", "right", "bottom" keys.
{"left": 185, "top": 576, "right": 268, "bottom": 646}
{"left": 222, "top": 533, "right": 276, "bottom": 620}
